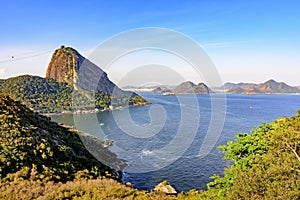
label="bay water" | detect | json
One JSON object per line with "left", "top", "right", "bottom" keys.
{"left": 51, "top": 93, "right": 300, "bottom": 191}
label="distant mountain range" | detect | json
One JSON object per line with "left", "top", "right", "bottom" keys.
{"left": 1, "top": 46, "right": 299, "bottom": 99}
{"left": 124, "top": 79, "right": 300, "bottom": 94}
{"left": 216, "top": 79, "right": 300, "bottom": 94}
{"left": 124, "top": 81, "right": 211, "bottom": 94}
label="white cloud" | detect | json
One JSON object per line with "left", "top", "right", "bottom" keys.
{"left": 0, "top": 68, "right": 5, "bottom": 75}
{"left": 202, "top": 40, "right": 250, "bottom": 48}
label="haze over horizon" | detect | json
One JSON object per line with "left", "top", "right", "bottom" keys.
{"left": 1, "top": 0, "right": 300, "bottom": 86}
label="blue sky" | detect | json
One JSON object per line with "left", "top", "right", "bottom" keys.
{"left": 1, "top": 0, "right": 300, "bottom": 86}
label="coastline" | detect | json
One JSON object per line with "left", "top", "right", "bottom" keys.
{"left": 42, "top": 102, "right": 150, "bottom": 116}
{"left": 146, "top": 91, "right": 300, "bottom": 95}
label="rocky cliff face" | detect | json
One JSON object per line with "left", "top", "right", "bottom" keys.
{"left": 154, "top": 181, "right": 177, "bottom": 195}
{"left": 46, "top": 46, "right": 81, "bottom": 85}
{"left": 46, "top": 46, "right": 133, "bottom": 98}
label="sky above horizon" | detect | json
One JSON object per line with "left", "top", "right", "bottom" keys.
{"left": 1, "top": 0, "right": 300, "bottom": 86}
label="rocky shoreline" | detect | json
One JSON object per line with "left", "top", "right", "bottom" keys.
{"left": 42, "top": 102, "right": 150, "bottom": 116}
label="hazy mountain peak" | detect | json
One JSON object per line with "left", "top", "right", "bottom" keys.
{"left": 265, "top": 79, "right": 277, "bottom": 83}
{"left": 224, "top": 79, "right": 300, "bottom": 94}
{"left": 179, "top": 81, "right": 196, "bottom": 87}
{"left": 172, "top": 81, "right": 210, "bottom": 94}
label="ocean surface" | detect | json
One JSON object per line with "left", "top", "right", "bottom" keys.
{"left": 51, "top": 93, "right": 300, "bottom": 192}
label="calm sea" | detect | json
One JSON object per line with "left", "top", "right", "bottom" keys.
{"left": 51, "top": 93, "right": 300, "bottom": 192}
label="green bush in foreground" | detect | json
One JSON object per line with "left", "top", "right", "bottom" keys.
{"left": 199, "top": 111, "right": 300, "bottom": 199}
{"left": 0, "top": 173, "right": 180, "bottom": 200}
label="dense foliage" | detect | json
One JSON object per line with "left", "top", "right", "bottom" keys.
{"left": 0, "top": 95, "right": 175, "bottom": 199}
{"left": 0, "top": 95, "right": 120, "bottom": 184}
{"left": 199, "top": 111, "right": 300, "bottom": 199}
{"left": 0, "top": 176, "right": 182, "bottom": 200}
{"left": 0, "top": 75, "right": 149, "bottom": 113}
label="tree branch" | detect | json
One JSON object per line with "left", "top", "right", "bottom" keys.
{"left": 286, "top": 142, "right": 300, "bottom": 163}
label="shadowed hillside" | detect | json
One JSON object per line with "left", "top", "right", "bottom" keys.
{"left": 0, "top": 94, "right": 121, "bottom": 182}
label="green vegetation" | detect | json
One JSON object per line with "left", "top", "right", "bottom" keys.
{"left": 0, "top": 79, "right": 5, "bottom": 87}
{"left": 0, "top": 94, "right": 174, "bottom": 199}
{"left": 197, "top": 111, "right": 300, "bottom": 199}
{"left": 0, "top": 95, "right": 119, "bottom": 184}
{"left": 1, "top": 91, "right": 299, "bottom": 199}
{"left": 0, "top": 75, "right": 149, "bottom": 113}
{"left": 0, "top": 177, "right": 180, "bottom": 200}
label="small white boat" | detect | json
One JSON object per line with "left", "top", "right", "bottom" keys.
{"left": 163, "top": 92, "right": 175, "bottom": 96}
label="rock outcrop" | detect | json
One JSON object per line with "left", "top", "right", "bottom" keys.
{"left": 46, "top": 46, "right": 136, "bottom": 98}
{"left": 46, "top": 46, "right": 81, "bottom": 85}
{"left": 154, "top": 181, "right": 177, "bottom": 195}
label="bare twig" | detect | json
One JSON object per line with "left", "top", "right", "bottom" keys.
{"left": 286, "top": 142, "right": 300, "bottom": 163}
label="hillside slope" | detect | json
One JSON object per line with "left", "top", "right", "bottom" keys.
{"left": 0, "top": 94, "right": 121, "bottom": 182}
{"left": 0, "top": 94, "right": 178, "bottom": 199}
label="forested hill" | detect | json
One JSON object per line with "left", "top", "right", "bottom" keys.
{"left": 0, "top": 94, "right": 176, "bottom": 200}
{"left": 0, "top": 94, "right": 120, "bottom": 182}
{"left": 0, "top": 75, "right": 148, "bottom": 113}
